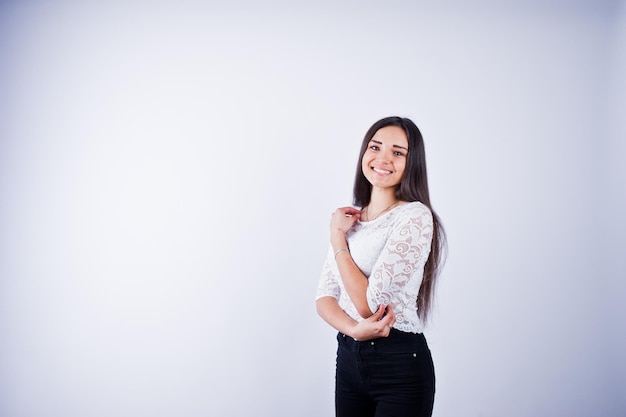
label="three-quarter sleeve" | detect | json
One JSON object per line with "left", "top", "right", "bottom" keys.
{"left": 365, "top": 205, "right": 433, "bottom": 319}
{"left": 316, "top": 246, "right": 341, "bottom": 300}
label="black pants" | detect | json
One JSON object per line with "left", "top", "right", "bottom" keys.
{"left": 335, "top": 329, "right": 435, "bottom": 417}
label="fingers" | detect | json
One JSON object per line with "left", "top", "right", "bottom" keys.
{"left": 332, "top": 207, "right": 361, "bottom": 217}
{"left": 370, "top": 304, "right": 386, "bottom": 321}
{"left": 330, "top": 207, "right": 361, "bottom": 234}
{"left": 381, "top": 309, "right": 393, "bottom": 322}
{"left": 378, "top": 306, "right": 392, "bottom": 322}
{"left": 372, "top": 305, "right": 395, "bottom": 325}
{"left": 380, "top": 311, "right": 396, "bottom": 329}
{"left": 377, "top": 305, "right": 396, "bottom": 332}
{"left": 342, "top": 207, "right": 361, "bottom": 217}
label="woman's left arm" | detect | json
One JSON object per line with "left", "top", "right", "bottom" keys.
{"left": 364, "top": 206, "right": 433, "bottom": 314}
{"left": 332, "top": 204, "right": 433, "bottom": 318}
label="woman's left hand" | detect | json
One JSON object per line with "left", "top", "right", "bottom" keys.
{"left": 330, "top": 207, "right": 361, "bottom": 236}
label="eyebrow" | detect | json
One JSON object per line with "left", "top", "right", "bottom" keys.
{"left": 370, "top": 139, "right": 408, "bottom": 151}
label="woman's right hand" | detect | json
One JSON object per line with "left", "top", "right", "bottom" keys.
{"left": 350, "top": 304, "right": 396, "bottom": 341}
{"left": 330, "top": 207, "right": 361, "bottom": 236}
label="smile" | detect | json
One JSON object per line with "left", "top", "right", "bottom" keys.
{"left": 372, "top": 167, "right": 393, "bottom": 175}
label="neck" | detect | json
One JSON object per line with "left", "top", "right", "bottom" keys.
{"left": 368, "top": 187, "right": 398, "bottom": 211}
{"left": 364, "top": 188, "right": 399, "bottom": 221}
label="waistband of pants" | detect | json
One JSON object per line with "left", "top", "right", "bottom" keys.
{"left": 338, "top": 328, "right": 424, "bottom": 345}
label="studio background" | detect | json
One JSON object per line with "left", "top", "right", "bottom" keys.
{"left": 1, "top": 1, "right": 624, "bottom": 416}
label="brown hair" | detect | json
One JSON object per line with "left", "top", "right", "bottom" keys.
{"left": 353, "top": 116, "right": 447, "bottom": 322}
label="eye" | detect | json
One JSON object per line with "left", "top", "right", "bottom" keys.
{"left": 369, "top": 145, "right": 380, "bottom": 151}
{"left": 394, "top": 151, "right": 406, "bottom": 157}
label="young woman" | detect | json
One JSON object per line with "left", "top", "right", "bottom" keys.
{"left": 316, "top": 116, "right": 446, "bottom": 417}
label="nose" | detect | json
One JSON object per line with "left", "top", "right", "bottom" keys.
{"left": 376, "top": 151, "right": 392, "bottom": 163}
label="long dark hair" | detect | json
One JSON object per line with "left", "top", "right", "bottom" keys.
{"left": 353, "top": 116, "right": 446, "bottom": 322}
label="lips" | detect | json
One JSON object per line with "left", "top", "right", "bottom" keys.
{"left": 372, "top": 167, "right": 393, "bottom": 175}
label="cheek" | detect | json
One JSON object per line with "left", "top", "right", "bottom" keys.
{"left": 361, "top": 154, "right": 371, "bottom": 169}
{"left": 397, "top": 161, "right": 407, "bottom": 176}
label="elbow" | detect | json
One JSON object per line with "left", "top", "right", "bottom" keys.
{"left": 356, "top": 304, "right": 374, "bottom": 319}
{"left": 356, "top": 289, "right": 375, "bottom": 318}
{"left": 315, "top": 298, "right": 324, "bottom": 317}
{"left": 316, "top": 296, "right": 333, "bottom": 317}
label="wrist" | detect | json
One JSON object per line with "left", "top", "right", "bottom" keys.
{"left": 334, "top": 248, "right": 350, "bottom": 259}
{"left": 330, "top": 233, "right": 347, "bottom": 251}
{"left": 346, "top": 322, "right": 360, "bottom": 341}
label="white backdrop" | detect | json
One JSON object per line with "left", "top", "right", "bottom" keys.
{"left": 1, "top": 1, "right": 625, "bottom": 416}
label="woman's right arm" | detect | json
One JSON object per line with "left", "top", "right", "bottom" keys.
{"left": 316, "top": 296, "right": 396, "bottom": 341}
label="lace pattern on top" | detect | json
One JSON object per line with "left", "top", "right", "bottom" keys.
{"left": 316, "top": 201, "right": 433, "bottom": 333}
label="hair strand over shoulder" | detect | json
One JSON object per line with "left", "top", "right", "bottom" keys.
{"left": 353, "top": 116, "right": 447, "bottom": 323}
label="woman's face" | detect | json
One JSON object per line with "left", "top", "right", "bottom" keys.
{"left": 361, "top": 125, "right": 408, "bottom": 191}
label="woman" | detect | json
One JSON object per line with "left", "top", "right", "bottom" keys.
{"left": 316, "top": 116, "right": 446, "bottom": 417}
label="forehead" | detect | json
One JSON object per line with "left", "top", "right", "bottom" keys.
{"left": 371, "top": 125, "right": 408, "bottom": 147}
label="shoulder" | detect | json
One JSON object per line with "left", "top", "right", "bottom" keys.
{"left": 393, "top": 201, "right": 433, "bottom": 226}
{"left": 398, "top": 201, "right": 432, "bottom": 217}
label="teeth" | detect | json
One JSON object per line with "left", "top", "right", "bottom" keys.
{"left": 373, "top": 167, "right": 392, "bottom": 174}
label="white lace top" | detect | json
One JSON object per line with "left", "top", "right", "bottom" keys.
{"left": 316, "top": 201, "right": 433, "bottom": 333}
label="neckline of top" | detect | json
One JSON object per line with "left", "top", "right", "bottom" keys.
{"left": 358, "top": 201, "right": 410, "bottom": 224}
